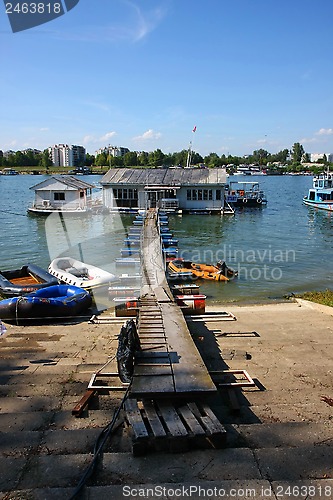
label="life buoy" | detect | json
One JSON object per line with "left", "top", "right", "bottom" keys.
{"left": 257, "top": 198, "right": 262, "bottom": 204}
{"left": 243, "top": 198, "right": 248, "bottom": 203}
{"left": 239, "top": 190, "right": 245, "bottom": 196}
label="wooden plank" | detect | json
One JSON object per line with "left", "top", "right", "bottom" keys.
{"left": 160, "top": 302, "right": 216, "bottom": 395}
{"left": 227, "top": 388, "right": 241, "bottom": 412}
{"left": 154, "top": 286, "right": 172, "bottom": 303}
{"left": 134, "top": 365, "right": 172, "bottom": 376}
{"left": 177, "top": 404, "right": 206, "bottom": 436}
{"left": 72, "top": 389, "right": 96, "bottom": 417}
{"left": 142, "top": 400, "right": 166, "bottom": 438}
{"left": 187, "top": 402, "right": 227, "bottom": 448}
{"left": 130, "top": 375, "right": 175, "bottom": 396}
{"left": 156, "top": 401, "right": 188, "bottom": 437}
{"left": 124, "top": 399, "right": 149, "bottom": 439}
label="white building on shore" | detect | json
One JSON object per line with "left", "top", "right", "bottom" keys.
{"left": 49, "top": 144, "right": 86, "bottom": 167}
{"left": 310, "top": 153, "right": 333, "bottom": 163}
{"left": 100, "top": 167, "right": 228, "bottom": 213}
{"left": 95, "top": 145, "right": 129, "bottom": 157}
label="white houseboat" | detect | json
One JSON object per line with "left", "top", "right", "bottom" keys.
{"left": 100, "top": 167, "right": 232, "bottom": 214}
{"left": 28, "top": 175, "right": 95, "bottom": 215}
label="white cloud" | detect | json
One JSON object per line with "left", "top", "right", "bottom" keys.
{"left": 49, "top": 1, "right": 168, "bottom": 44}
{"left": 100, "top": 131, "right": 117, "bottom": 142}
{"left": 299, "top": 137, "right": 318, "bottom": 144}
{"left": 133, "top": 129, "right": 162, "bottom": 141}
{"left": 40, "top": 127, "right": 49, "bottom": 131}
{"left": 82, "top": 135, "right": 96, "bottom": 145}
{"left": 316, "top": 128, "right": 333, "bottom": 136}
{"left": 82, "top": 132, "right": 117, "bottom": 145}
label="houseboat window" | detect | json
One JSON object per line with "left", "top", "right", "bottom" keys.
{"left": 113, "top": 188, "right": 118, "bottom": 199}
{"left": 187, "top": 189, "right": 191, "bottom": 200}
{"left": 128, "top": 189, "right": 133, "bottom": 199}
{"left": 80, "top": 191, "right": 84, "bottom": 198}
{"left": 133, "top": 189, "right": 138, "bottom": 199}
{"left": 198, "top": 189, "right": 203, "bottom": 200}
{"left": 54, "top": 192, "right": 65, "bottom": 201}
{"left": 123, "top": 189, "right": 128, "bottom": 199}
{"left": 203, "top": 190, "right": 208, "bottom": 200}
{"left": 319, "top": 181, "right": 323, "bottom": 188}
{"left": 192, "top": 190, "right": 197, "bottom": 200}
{"left": 208, "top": 190, "right": 213, "bottom": 200}
{"left": 314, "top": 181, "right": 318, "bottom": 188}
{"left": 215, "top": 189, "right": 221, "bottom": 200}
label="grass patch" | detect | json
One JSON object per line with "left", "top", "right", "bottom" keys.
{"left": 296, "top": 289, "right": 333, "bottom": 307}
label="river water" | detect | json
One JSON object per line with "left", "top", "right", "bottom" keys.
{"left": 0, "top": 173, "right": 332, "bottom": 304}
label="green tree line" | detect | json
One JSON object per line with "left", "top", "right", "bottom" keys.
{"left": 1, "top": 143, "right": 331, "bottom": 171}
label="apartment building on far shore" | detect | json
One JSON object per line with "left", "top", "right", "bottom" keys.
{"left": 95, "top": 145, "right": 129, "bottom": 157}
{"left": 310, "top": 152, "right": 333, "bottom": 163}
{"left": 49, "top": 144, "right": 86, "bottom": 167}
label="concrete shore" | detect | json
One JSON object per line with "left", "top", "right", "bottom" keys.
{"left": 1, "top": 299, "right": 332, "bottom": 499}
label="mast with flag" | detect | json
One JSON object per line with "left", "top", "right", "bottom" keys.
{"left": 186, "top": 125, "right": 197, "bottom": 168}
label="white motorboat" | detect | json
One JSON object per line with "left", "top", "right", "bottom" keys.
{"left": 48, "top": 257, "right": 118, "bottom": 290}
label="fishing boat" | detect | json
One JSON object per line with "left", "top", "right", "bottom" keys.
{"left": 0, "top": 284, "right": 92, "bottom": 322}
{"left": 225, "top": 181, "right": 267, "bottom": 207}
{"left": 48, "top": 257, "right": 117, "bottom": 290}
{"left": 168, "top": 259, "right": 237, "bottom": 282}
{"left": 303, "top": 170, "right": 333, "bottom": 211}
{"left": 0, "top": 264, "right": 59, "bottom": 298}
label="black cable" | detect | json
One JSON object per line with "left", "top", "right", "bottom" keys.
{"left": 68, "top": 382, "right": 131, "bottom": 500}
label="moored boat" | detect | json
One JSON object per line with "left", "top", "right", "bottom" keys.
{"left": 168, "top": 258, "right": 236, "bottom": 282}
{"left": 225, "top": 181, "right": 267, "bottom": 207}
{"left": 0, "top": 284, "right": 92, "bottom": 322}
{"left": 0, "top": 264, "right": 59, "bottom": 298}
{"left": 303, "top": 170, "right": 333, "bottom": 211}
{"left": 48, "top": 257, "right": 117, "bottom": 289}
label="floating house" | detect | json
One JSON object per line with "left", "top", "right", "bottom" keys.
{"left": 28, "top": 175, "right": 95, "bottom": 214}
{"left": 100, "top": 168, "right": 229, "bottom": 214}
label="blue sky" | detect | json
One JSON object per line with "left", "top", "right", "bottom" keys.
{"left": 1, "top": 0, "right": 333, "bottom": 157}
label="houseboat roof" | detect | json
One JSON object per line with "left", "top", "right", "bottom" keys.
{"left": 100, "top": 168, "right": 227, "bottom": 187}
{"left": 30, "top": 175, "right": 95, "bottom": 191}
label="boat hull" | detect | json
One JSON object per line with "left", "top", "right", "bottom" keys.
{"left": 0, "top": 264, "right": 59, "bottom": 298}
{"left": 28, "top": 207, "right": 90, "bottom": 215}
{"left": 0, "top": 285, "right": 92, "bottom": 322}
{"left": 303, "top": 197, "right": 333, "bottom": 211}
{"left": 48, "top": 257, "right": 117, "bottom": 289}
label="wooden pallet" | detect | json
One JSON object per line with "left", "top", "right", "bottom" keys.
{"left": 124, "top": 398, "right": 227, "bottom": 456}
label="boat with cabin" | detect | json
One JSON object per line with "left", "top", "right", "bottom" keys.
{"left": 225, "top": 181, "right": 267, "bottom": 207}
{"left": 303, "top": 170, "right": 333, "bottom": 211}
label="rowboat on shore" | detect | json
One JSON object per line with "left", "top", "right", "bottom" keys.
{"left": 0, "top": 264, "right": 59, "bottom": 298}
{"left": 48, "top": 257, "right": 118, "bottom": 290}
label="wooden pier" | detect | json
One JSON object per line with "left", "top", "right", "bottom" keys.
{"left": 130, "top": 210, "right": 217, "bottom": 399}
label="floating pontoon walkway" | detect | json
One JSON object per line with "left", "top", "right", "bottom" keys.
{"left": 130, "top": 210, "right": 217, "bottom": 399}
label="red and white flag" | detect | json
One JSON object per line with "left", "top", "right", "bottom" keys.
{"left": 192, "top": 125, "right": 197, "bottom": 133}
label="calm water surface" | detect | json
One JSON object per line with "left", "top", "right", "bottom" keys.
{"left": 0, "top": 173, "right": 332, "bottom": 304}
